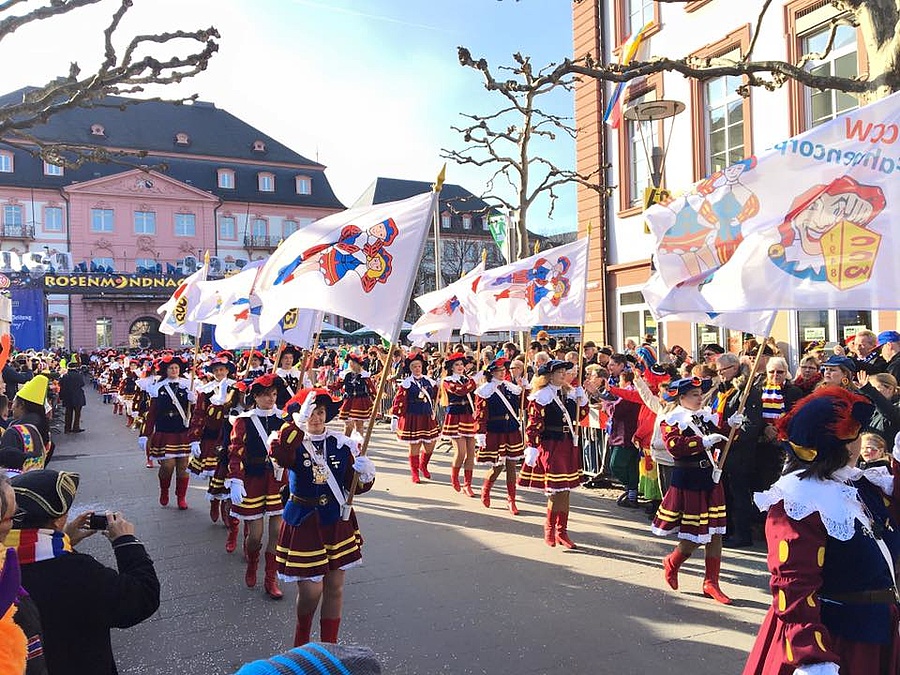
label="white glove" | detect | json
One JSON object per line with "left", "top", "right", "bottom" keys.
{"left": 353, "top": 455, "right": 376, "bottom": 483}
{"left": 138, "top": 436, "right": 148, "bottom": 453}
{"left": 390, "top": 417, "right": 399, "bottom": 434}
{"left": 523, "top": 446, "right": 540, "bottom": 467}
{"left": 702, "top": 433, "right": 728, "bottom": 449}
{"left": 726, "top": 412, "right": 745, "bottom": 429}
{"left": 793, "top": 662, "right": 840, "bottom": 675}
{"left": 349, "top": 430, "right": 364, "bottom": 457}
{"left": 573, "top": 386, "right": 589, "bottom": 406}
{"left": 475, "top": 433, "right": 486, "bottom": 447}
{"left": 190, "top": 441, "right": 202, "bottom": 458}
{"left": 227, "top": 478, "right": 246, "bottom": 505}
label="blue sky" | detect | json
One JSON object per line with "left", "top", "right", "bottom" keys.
{"left": 0, "top": 0, "right": 578, "bottom": 234}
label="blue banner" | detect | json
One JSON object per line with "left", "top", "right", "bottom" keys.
{"left": 10, "top": 289, "right": 45, "bottom": 350}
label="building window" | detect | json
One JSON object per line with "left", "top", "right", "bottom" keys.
{"left": 44, "top": 206, "right": 63, "bottom": 232}
{"left": 252, "top": 140, "right": 267, "bottom": 152}
{"left": 803, "top": 24, "right": 858, "bottom": 128}
{"left": 625, "top": 90, "right": 660, "bottom": 209}
{"left": 43, "top": 161, "right": 63, "bottom": 176}
{"left": 462, "top": 214, "right": 472, "bottom": 230}
{"left": 481, "top": 216, "right": 489, "bottom": 231}
{"left": 441, "top": 213, "right": 451, "bottom": 229}
{"left": 91, "top": 208, "right": 114, "bottom": 233}
{"left": 283, "top": 219, "right": 298, "bottom": 236}
{"left": 295, "top": 176, "right": 312, "bottom": 195}
{"left": 48, "top": 316, "right": 65, "bottom": 349}
{"left": 615, "top": 0, "right": 659, "bottom": 46}
{"left": 258, "top": 173, "right": 275, "bottom": 192}
{"left": 174, "top": 213, "right": 196, "bottom": 237}
{"left": 134, "top": 211, "right": 156, "bottom": 235}
{"left": 135, "top": 258, "right": 157, "bottom": 273}
{"left": 626, "top": 0, "right": 654, "bottom": 35}
{"left": 90, "top": 124, "right": 105, "bottom": 136}
{"left": 219, "top": 215, "right": 236, "bottom": 240}
{"left": 797, "top": 309, "right": 872, "bottom": 354}
{"left": 92, "top": 257, "right": 114, "bottom": 271}
{"left": 703, "top": 75, "right": 745, "bottom": 173}
{"left": 174, "top": 132, "right": 190, "bottom": 146}
{"left": 217, "top": 169, "right": 235, "bottom": 189}
{"left": 252, "top": 218, "right": 267, "bottom": 238}
{"left": 0, "top": 152, "right": 12, "bottom": 173}
{"left": 96, "top": 317, "right": 113, "bottom": 348}
{"left": 3, "top": 205, "right": 23, "bottom": 227}
{"left": 618, "top": 287, "right": 662, "bottom": 352}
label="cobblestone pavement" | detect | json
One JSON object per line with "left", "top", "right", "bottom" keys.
{"left": 50, "top": 390, "right": 770, "bottom": 674}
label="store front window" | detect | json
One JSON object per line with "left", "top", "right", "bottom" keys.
{"left": 619, "top": 289, "right": 662, "bottom": 352}
{"left": 48, "top": 316, "right": 66, "bottom": 350}
{"left": 96, "top": 317, "right": 112, "bottom": 348}
{"left": 797, "top": 309, "right": 872, "bottom": 352}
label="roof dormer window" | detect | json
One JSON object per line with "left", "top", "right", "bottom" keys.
{"left": 258, "top": 172, "right": 275, "bottom": 192}
{"left": 252, "top": 140, "right": 267, "bottom": 153}
{"left": 295, "top": 176, "right": 312, "bottom": 195}
{"left": 174, "top": 132, "right": 190, "bottom": 146}
{"left": 90, "top": 124, "right": 105, "bottom": 136}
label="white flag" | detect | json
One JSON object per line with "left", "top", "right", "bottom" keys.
{"left": 158, "top": 262, "right": 208, "bottom": 336}
{"left": 407, "top": 262, "right": 485, "bottom": 346}
{"left": 645, "top": 91, "right": 900, "bottom": 315}
{"left": 254, "top": 192, "right": 437, "bottom": 341}
{"left": 189, "top": 260, "right": 265, "bottom": 326}
{"left": 459, "top": 238, "right": 588, "bottom": 334}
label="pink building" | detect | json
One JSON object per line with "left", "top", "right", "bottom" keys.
{"left": 0, "top": 89, "right": 344, "bottom": 350}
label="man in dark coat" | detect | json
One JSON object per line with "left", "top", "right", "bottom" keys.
{"left": 3, "top": 356, "right": 33, "bottom": 402}
{"left": 8, "top": 470, "right": 160, "bottom": 675}
{"left": 879, "top": 330, "right": 900, "bottom": 384}
{"left": 59, "top": 364, "right": 87, "bottom": 433}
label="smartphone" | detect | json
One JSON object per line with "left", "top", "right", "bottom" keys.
{"left": 87, "top": 513, "right": 109, "bottom": 530}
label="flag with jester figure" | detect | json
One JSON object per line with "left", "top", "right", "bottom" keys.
{"left": 407, "top": 262, "right": 485, "bottom": 346}
{"left": 458, "top": 238, "right": 589, "bottom": 334}
{"left": 158, "top": 255, "right": 208, "bottom": 336}
{"left": 254, "top": 192, "right": 438, "bottom": 341}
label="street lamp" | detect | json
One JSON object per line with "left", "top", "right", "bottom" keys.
{"left": 622, "top": 99, "right": 684, "bottom": 213}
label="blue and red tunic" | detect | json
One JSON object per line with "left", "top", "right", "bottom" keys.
{"left": 474, "top": 379, "right": 524, "bottom": 465}
{"left": 141, "top": 378, "right": 194, "bottom": 460}
{"left": 392, "top": 376, "right": 439, "bottom": 442}
{"left": 227, "top": 408, "right": 286, "bottom": 521}
{"left": 441, "top": 375, "right": 477, "bottom": 439}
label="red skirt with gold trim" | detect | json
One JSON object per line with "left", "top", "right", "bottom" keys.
{"left": 339, "top": 396, "right": 373, "bottom": 420}
{"left": 276, "top": 510, "right": 363, "bottom": 581}
{"left": 476, "top": 431, "right": 525, "bottom": 465}
{"left": 148, "top": 431, "right": 191, "bottom": 460}
{"left": 651, "top": 483, "right": 727, "bottom": 544}
{"left": 230, "top": 471, "right": 287, "bottom": 521}
{"left": 441, "top": 412, "right": 477, "bottom": 439}
{"left": 517, "top": 437, "right": 583, "bottom": 493}
{"left": 188, "top": 438, "right": 219, "bottom": 478}
{"left": 397, "top": 413, "right": 439, "bottom": 442}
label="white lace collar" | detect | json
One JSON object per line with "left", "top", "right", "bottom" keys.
{"left": 400, "top": 375, "right": 435, "bottom": 389}
{"left": 238, "top": 407, "right": 282, "bottom": 418}
{"left": 530, "top": 384, "right": 580, "bottom": 405}
{"left": 753, "top": 467, "right": 893, "bottom": 541}
{"left": 663, "top": 405, "right": 718, "bottom": 430}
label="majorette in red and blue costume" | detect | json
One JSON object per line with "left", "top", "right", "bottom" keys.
{"left": 334, "top": 354, "right": 376, "bottom": 422}
{"left": 391, "top": 353, "right": 439, "bottom": 483}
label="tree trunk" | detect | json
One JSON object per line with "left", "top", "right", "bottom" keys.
{"left": 850, "top": 0, "right": 900, "bottom": 100}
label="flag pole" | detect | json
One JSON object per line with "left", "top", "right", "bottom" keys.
{"left": 303, "top": 311, "right": 325, "bottom": 386}
{"left": 576, "top": 224, "right": 592, "bottom": 384}
{"left": 187, "top": 251, "right": 209, "bottom": 417}
{"left": 344, "top": 169, "right": 445, "bottom": 516}
{"left": 270, "top": 340, "right": 287, "bottom": 375}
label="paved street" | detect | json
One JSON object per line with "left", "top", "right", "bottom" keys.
{"left": 50, "top": 390, "right": 771, "bottom": 674}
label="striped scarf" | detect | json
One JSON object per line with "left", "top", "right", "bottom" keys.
{"left": 6, "top": 529, "right": 72, "bottom": 565}
{"left": 760, "top": 382, "right": 785, "bottom": 420}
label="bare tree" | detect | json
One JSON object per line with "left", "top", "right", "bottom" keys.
{"left": 441, "top": 51, "right": 609, "bottom": 261}
{"left": 0, "top": 0, "right": 219, "bottom": 168}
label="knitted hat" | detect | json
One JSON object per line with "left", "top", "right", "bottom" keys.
{"left": 0, "top": 424, "right": 45, "bottom": 474}
{"left": 14, "top": 376, "right": 47, "bottom": 407}
{"left": 663, "top": 376, "right": 713, "bottom": 402}
{"left": 234, "top": 643, "right": 381, "bottom": 675}
{"left": 777, "top": 386, "right": 873, "bottom": 464}
{"left": 10, "top": 470, "right": 79, "bottom": 527}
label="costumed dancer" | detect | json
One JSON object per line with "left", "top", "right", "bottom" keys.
{"left": 134, "top": 363, "right": 155, "bottom": 468}
{"left": 390, "top": 353, "right": 439, "bottom": 483}
{"left": 119, "top": 368, "right": 139, "bottom": 429}
{"left": 270, "top": 389, "right": 375, "bottom": 647}
{"left": 138, "top": 356, "right": 196, "bottom": 509}
{"left": 225, "top": 374, "right": 288, "bottom": 598}
{"left": 244, "top": 350, "right": 267, "bottom": 380}
{"left": 441, "top": 353, "right": 478, "bottom": 495}
{"left": 518, "top": 360, "right": 588, "bottom": 548}
{"left": 334, "top": 354, "right": 376, "bottom": 437}
{"left": 744, "top": 386, "right": 900, "bottom": 675}
{"left": 474, "top": 357, "right": 524, "bottom": 515}
{"left": 211, "top": 379, "right": 250, "bottom": 554}
{"left": 188, "top": 355, "right": 236, "bottom": 524}
{"left": 275, "top": 347, "right": 303, "bottom": 409}
{"left": 651, "top": 377, "right": 740, "bottom": 604}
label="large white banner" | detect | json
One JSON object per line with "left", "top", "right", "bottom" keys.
{"left": 407, "top": 262, "right": 485, "bottom": 346}
{"left": 254, "top": 192, "right": 437, "bottom": 341}
{"left": 459, "top": 238, "right": 588, "bottom": 334}
{"left": 645, "top": 90, "right": 900, "bottom": 315}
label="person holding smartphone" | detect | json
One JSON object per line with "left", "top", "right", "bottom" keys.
{"left": 7, "top": 469, "right": 160, "bottom": 675}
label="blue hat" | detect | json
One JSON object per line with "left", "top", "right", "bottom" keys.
{"left": 537, "top": 359, "right": 574, "bottom": 377}
{"left": 234, "top": 643, "right": 381, "bottom": 675}
{"left": 821, "top": 354, "right": 857, "bottom": 374}
{"left": 778, "top": 386, "right": 873, "bottom": 464}
{"left": 878, "top": 330, "right": 900, "bottom": 347}
{"left": 663, "top": 377, "right": 713, "bottom": 402}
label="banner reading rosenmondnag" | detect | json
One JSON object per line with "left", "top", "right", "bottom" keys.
{"left": 42, "top": 273, "right": 186, "bottom": 295}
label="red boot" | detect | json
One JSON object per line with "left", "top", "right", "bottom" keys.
{"left": 555, "top": 511, "right": 576, "bottom": 549}
{"left": 663, "top": 548, "right": 690, "bottom": 590}
{"left": 702, "top": 557, "right": 733, "bottom": 604}
{"left": 245, "top": 547, "right": 261, "bottom": 588}
{"left": 225, "top": 516, "right": 239, "bottom": 553}
{"left": 450, "top": 465, "right": 461, "bottom": 492}
{"left": 419, "top": 451, "right": 432, "bottom": 479}
{"left": 158, "top": 473, "right": 171, "bottom": 507}
{"left": 175, "top": 475, "right": 189, "bottom": 510}
{"left": 544, "top": 508, "right": 557, "bottom": 547}
{"left": 408, "top": 454, "right": 421, "bottom": 484}
{"left": 320, "top": 617, "right": 341, "bottom": 644}
{"left": 462, "top": 469, "right": 475, "bottom": 497}
{"left": 480, "top": 477, "right": 495, "bottom": 508}
{"left": 264, "top": 552, "right": 283, "bottom": 599}
{"left": 294, "top": 612, "right": 314, "bottom": 647}
{"left": 506, "top": 474, "right": 519, "bottom": 515}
